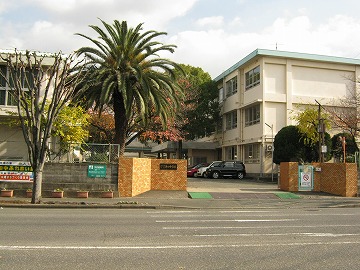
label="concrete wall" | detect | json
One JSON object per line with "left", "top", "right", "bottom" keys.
{"left": 1, "top": 159, "right": 187, "bottom": 198}
{"left": 0, "top": 162, "right": 118, "bottom": 197}
{"left": 279, "top": 162, "right": 358, "bottom": 197}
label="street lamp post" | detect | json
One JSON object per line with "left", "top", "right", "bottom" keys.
{"left": 265, "top": 123, "right": 274, "bottom": 182}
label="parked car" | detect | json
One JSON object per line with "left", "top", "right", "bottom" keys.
{"left": 196, "top": 161, "right": 223, "bottom": 177}
{"left": 205, "top": 161, "right": 246, "bottom": 179}
{"left": 187, "top": 163, "right": 209, "bottom": 177}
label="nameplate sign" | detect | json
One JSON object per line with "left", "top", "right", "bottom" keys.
{"left": 159, "top": 163, "right": 177, "bottom": 170}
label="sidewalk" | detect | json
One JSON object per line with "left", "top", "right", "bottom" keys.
{"left": 0, "top": 178, "right": 359, "bottom": 209}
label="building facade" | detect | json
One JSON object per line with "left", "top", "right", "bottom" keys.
{"left": 213, "top": 49, "right": 360, "bottom": 177}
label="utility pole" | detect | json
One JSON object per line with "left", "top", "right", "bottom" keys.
{"left": 265, "top": 123, "right": 274, "bottom": 182}
{"left": 315, "top": 100, "right": 325, "bottom": 162}
{"left": 339, "top": 136, "right": 346, "bottom": 163}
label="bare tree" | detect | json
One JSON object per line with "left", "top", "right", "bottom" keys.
{"left": 327, "top": 77, "right": 360, "bottom": 139}
{"left": 0, "top": 50, "right": 83, "bottom": 203}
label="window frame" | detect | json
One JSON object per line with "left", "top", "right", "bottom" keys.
{"left": 0, "top": 65, "right": 34, "bottom": 106}
{"left": 225, "top": 146, "right": 237, "bottom": 160}
{"left": 244, "top": 144, "right": 260, "bottom": 163}
{"left": 225, "top": 110, "right": 237, "bottom": 130}
{"left": 245, "top": 66, "right": 260, "bottom": 90}
{"left": 218, "top": 87, "right": 224, "bottom": 103}
{"left": 245, "top": 104, "right": 260, "bottom": 127}
{"left": 225, "top": 76, "right": 238, "bottom": 97}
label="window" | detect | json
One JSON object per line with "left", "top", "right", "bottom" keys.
{"left": 0, "top": 66, "right": 35, "bottom": 106}
{"left": 225, "top": 76, "right": 237, "bottom": 97}
{"left": 245, "top": 105, "right": 260, "bottom": 126}
{"left": 193, "top": 157, "right": 207, "bottom": 165}
{"left": 225, "top": 110, "right": 237, "bottom": 130}
{"left": 218, "top": 87, "right": 224, "bottom": 103}
{"left": 244, "top": 144, "right": 260, "bottom": 163}
{"left": 245, "top": 66, "right": 260, "bottom": 90}
{"left": 225, "top": 146, "right": 237, "bottom": 160}
{"left": 0, "top": 65, "right": 6, "bottom": 105}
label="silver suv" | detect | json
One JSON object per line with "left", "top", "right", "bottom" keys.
{"left": 196, "top": 161, "right": 222, "bottom": 177}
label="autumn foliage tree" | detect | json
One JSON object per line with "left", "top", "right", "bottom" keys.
{"left": 87, "top": 108, "right": 116, "bottom": 144}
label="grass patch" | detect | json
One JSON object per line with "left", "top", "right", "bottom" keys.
{"left": 274, "top": 192, "right": 301, "bottom": 199}
{"left": 188, "top": 192, "right": 213, "bottom": 199}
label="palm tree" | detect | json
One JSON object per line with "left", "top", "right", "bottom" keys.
{"left": 75, "top": 19, "right": 183, "bottom": 156}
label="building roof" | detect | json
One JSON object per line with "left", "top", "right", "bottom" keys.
{"left": 214, "top": 48, "right": 360, "bottom": 82}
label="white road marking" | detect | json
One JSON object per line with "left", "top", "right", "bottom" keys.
{"left": 1, "top": 241, "right": 360, "bottom": 250}
{"left": 156, "top": 219, "right": 297, "bottom": 223}
{"left": 189, "top": 233, "right": 360, "bottom": 237}
{"left": 163, "top": 224, "right": 359, "bottom": 230}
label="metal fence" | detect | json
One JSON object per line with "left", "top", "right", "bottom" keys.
{"left": 49, "top": 143, "right": 120, "bottom": 163}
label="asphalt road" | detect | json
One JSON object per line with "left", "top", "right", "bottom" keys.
{"left": 1, "top": 208, "right": 360, "bottom": 269}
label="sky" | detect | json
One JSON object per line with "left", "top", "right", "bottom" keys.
{"left": 1, "top": 0, "right": 360, "bottom": 78}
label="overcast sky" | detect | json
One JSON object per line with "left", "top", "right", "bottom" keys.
{"left": 1, "top": 0, "right": 360, "bottom": 78}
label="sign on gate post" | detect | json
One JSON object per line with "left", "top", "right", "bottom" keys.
{"left": 298, "top": 165, "right": 314, "bottom": 191}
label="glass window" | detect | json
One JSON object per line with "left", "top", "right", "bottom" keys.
{"left": 218, "top": 87, "right": 224, "bottom": 103}
{"left": 0, "top": 65, "right": 35, "bottom": 106}
{"left": 7, "top": 90, "right": 17, "bottom": 106}
{"left": 245, "top": 66, "right": 260, "bottom": 90}
{"left": 0, "top": 66, "right": 6, "bottom": 105}
{"left": 225, "top": 146, "right": 237, "bottom": 160}
{"left": 244, "top": 144, "right": 260, "bottom": 163}
{"left": 0, "top": 90, "right": 5, "bottom": 105}
{"left": 0, "top": 66, "right": 6, "bottom": 87}
{"left": 225, "top": 110, "right": 237, "bottom": 130}
{"left": 245, "top": 105, "right": 260, "bottom": 126}
{"left": 225, "top": 76, "right": 237, "bottom": 97}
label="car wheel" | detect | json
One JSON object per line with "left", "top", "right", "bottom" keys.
{"left": 237, "top": 172, "right": 244, "bottom": 179}
{"left": 212, "top": 171, "right": 220, "bottom": 179}
{"left": 194, "top": 172, "right": 198, "bottom": 178}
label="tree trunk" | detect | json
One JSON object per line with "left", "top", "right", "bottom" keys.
{"left": 113, "top": 90, "right": 128, "bottom": 157}
{"left": 31, "top": 167, "right": 43, "bottom": 204}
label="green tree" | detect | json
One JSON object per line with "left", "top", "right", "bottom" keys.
{"left": 291, "top": 106, "right": 332, "bottom": 161}
{"left": 75, "top": 19, "right": 183, "bottom": 156}
{"left": 332, "top": 132, "right": 359, "bottom": 162}
{"left": 273, "top": 126, "right": 302, "bottom": 164}
{"left": 175, "top": 64, "right": 220, "bottom": 140}
{"left": 50, "top": 105, "right": 90, "bottom": 160}
{"left": 292, "top": 106, "right": 331, "bottom": 146}
{"left": 274, "top": 125, "right": 332, "bottom": 164}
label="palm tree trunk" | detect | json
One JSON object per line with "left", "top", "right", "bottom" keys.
{"left": 113, "top": 90, "right": 128, "bottom": 157}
